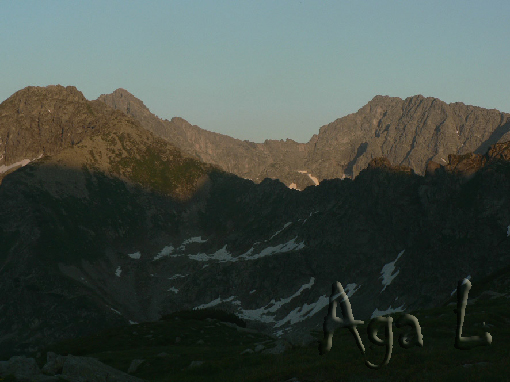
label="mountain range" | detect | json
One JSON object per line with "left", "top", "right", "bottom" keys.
{"left": 0, "top": 84, "right": 509, "bottom": 372}
{"left": 98, "top": 88, "right": 510, "bottom": 189}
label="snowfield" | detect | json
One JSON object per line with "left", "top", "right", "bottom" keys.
{"left": 380, "top": 250, "right": 405, "bottom": 292}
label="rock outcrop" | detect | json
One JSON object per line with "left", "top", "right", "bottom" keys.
{"left": 423, "top": 140, "right": 510, "bottom": 179}
{"left": 0, "top": 353, "right": 145, "bottom": 382}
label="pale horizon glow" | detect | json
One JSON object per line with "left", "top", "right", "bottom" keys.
{"left": 1, "top": 1, "right": 509, "bottom": 143}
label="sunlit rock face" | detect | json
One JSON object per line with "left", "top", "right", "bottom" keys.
{"left": 0, "top": 86, "right": 509, "bottom": 360}
{"left": 99, "top": 90, "right": 510, "bottom": 188}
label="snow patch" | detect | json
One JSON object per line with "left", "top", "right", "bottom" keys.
{"left": 183, "top": 236, "right": 207, "bottom": 245}
{"left": 110, "top": 307, "right": 122, "bottom": 315}
{"left": 239, "top": 237, "right": 305, "bottom": 261}
{"left": 380, "top": 250, "right": 404, "bottom": 292}
{"left": 236, "top": 277, "right": 315, "bottom": 324}
{"left": 129, "top": 320, "right": 138, "bottom": 325}
{"left": 240, "top": 247, "right": 254, "bottom": 257}
{"left": 450, "top": 275, "right": 471, "bottom": 296}
{"left": 371, "top": 304, "right": 405, "bottom": 319}
{"left": 115, "top": 266, "right": 122, "bottom": 277}
{"left": 274, "top": 285, "right": 357, "bottom": 328}
{"left": 168, "top": 287, "right": 179, "bottom": 293}
{"left": 302, "top": 210, "right": 319, "bottom": 224}
{"left": 275, "top": 295, "right": 331, "bottom": 327}
{"left": 297, "top": 170, "right": 319, "bottom": 185}
{"left": 194, "top": 296, "right": 236, "bottom": 310}
{"left": 267, "top": 222, "right": 292, "bottom": 241}
{"left": 507, "top": 225, "right": 510, "bottom": 237}
{"left": 192, "top": 277, "right": 333, "bottom": 329}
{"left": 307, "top": 174, "right": 319, "bottom": 186}
{"left": 128, "top": 251, "right": 141, "bottom": 260}
{"left": 0, "top": 158, "right": 31, "bottom": 175}
{"left": 249, "top": 290, "right": 257, "bottom": 294}
{"left": 344, "top": 283, "right": 361, "bottom": 297}
{"left": 153, "top": 245, "right": 174, "bottom": 261}
{"left": 189, "top": 245, "right": 234, "bottom": 262}
{"left": 179, "top": 236, "right": 207, "bottom": 250}
{"left": 273, "top": 327, "right": 291, "bottom": 337}
{"left": 186, "top": 237, "right": 305, "bottom": 263}
{"left": 168, "top": 273, "right": 188, "bottom": 280}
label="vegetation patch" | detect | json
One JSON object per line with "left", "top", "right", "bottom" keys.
{"left": 110, "top": 142, "right": 207, "bottom": 197}
{"left": 160, "top": 308, "right": 247, "bottom": 328}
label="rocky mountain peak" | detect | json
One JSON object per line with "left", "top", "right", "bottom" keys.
{"left": 111, "top": 87, "right": 133, "bottom": 96}
{"left": 0, "top": 85, "right": 144, "bottom": 183}
{"left": 97, "top": 88, "right": 151, "bottom": 116}
{"left": 169, "top": 116, "right": 192, "bottom": 127}
{"left": 1, "top": 85, "right": 87, "bottom": 113}
{"left": 361, "top": 94, "right": 402, "bottom": 112}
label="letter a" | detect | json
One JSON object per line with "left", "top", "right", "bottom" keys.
{"left": 319, "top": 282, "right": 365, "bottom": 356}
{"left": 395, "top": 314, "right": 423, "bottom": 349}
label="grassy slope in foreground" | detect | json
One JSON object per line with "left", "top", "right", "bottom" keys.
{"left": 37, "top": 270, "right": 510, "bottom": 382}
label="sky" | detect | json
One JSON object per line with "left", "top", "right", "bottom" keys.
{"left": 1, "top": 1, "right": 509, "bottom": 143}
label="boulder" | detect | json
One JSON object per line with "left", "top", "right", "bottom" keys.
{"left": 425, "top": 160, "right": 441, "bottom": 176}
{"left": 41, "top": 352, "right": 65, "bottom": 375}
{"left": 127, "top": 358, "right": 145, "bottom": 374}
{"left": 187, "top": 360, "right": 204, "bottom": 369}
{"left": 261, "top": 339, "right": 293, "bottom": 355}
{"left": 60, "top": 355, "right": 146, "bottom": 382}
{"left": 0, "top": 355, "right": 58, "bottom": 382}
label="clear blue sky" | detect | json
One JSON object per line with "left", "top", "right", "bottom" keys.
{"left": 1, "top": 1, "right": 509, "bottom": 142}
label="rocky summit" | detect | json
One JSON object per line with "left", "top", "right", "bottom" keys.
{"left": 0, "top": 85, "right": 125, "bottom": 183}
{"left": 0, "top": 85, "right": 509, "bottom": 371}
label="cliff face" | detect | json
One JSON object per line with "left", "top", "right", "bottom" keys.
{"left": 98, "top": 90, "right": 510, "bottom": 188}
{"left": 307, "top": 95, "right": 510, "bottom": 180}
